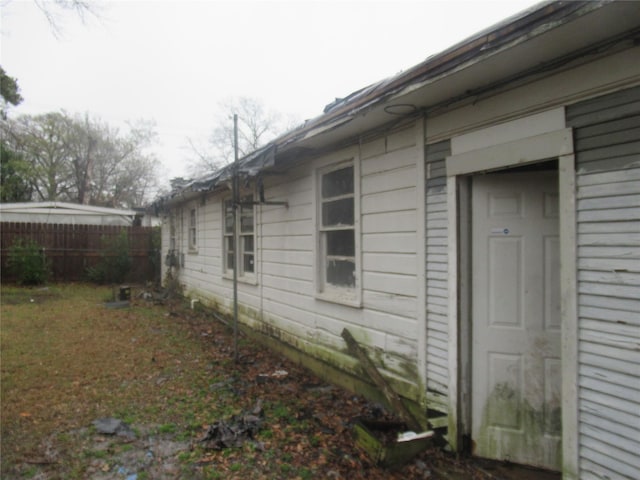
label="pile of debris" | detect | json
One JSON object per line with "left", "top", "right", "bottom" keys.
{"left": 199, "top": 400, "right": 264, "bottom": 450}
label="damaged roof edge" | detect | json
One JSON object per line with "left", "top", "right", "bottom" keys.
{"left": 273, "top": 0, "right": 592, "bottom": 146}
{"left": 152, "top": 143, "right": 278, "bottom": 211}
{"left": 153, "top": 0, "right": 606, "bottom": 209}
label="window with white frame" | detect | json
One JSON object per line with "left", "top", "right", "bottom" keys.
{"left": 223, "top": 194, "right": 255, "bottom": 276}
{"left": 188, "top": 207, "right": 197, "bottom": 250}
{"left": 318, "top": 163, "right": 357, "bottom": 294}
{"left": 169, "top": 214, "right": 176, "bottom": 251}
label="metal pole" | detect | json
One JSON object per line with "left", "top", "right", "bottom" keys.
{"left": 233, "top": 114, "right": 239, "bottom": 363}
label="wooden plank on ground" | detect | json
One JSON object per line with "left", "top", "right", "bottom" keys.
{"left": 341, "top": 327, "right": 421, "bottom": 431}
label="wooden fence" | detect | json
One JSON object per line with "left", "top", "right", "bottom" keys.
{"left": 0, "top": 222, "right": 160, "bottom": 283}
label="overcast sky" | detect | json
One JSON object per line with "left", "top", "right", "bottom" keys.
{"left": 1, "top": 0, "right": 540, "bottom": 184}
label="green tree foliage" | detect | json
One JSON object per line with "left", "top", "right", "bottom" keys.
{"left": 6, "top": 238, "right": 51, "bottom": 285}
{"left": 0, "top": 66, "right": 31, "bottom": 201}
{"left": 1, "top": 112, "right": 159, "bottom": 207}
{"left": 0, "top": 143, "right": 33, "bottom": 202}
{"left": 0, "top": 66, "right": 23, "bottom": 118}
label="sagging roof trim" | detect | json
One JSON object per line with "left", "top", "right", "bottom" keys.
{"left": 154, "top": 1, "right": 613, "bottom": 210}
{"left": 273, "top": 1, "right": 600, "bottom": 148}
{"left": 154, "top": 144, "right": 279, "bottom": 211}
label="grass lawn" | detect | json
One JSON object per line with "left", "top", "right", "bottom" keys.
{"left": 1, "top": 283, "right": 491, "bottom": 479}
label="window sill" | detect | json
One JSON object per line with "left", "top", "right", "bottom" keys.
{"left": 187, "top": 248, "right": 198, "bottom": 255}
{"left": 223, "top": 273, "right": 258, "bottom": 286}
{"left": 315, "top": 290, "right": 362, "bottom": 309}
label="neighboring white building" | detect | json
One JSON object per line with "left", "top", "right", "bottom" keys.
{"left": 0, "top": 201, "right": 155, "bottom": 226}
{"left": 156, "top": 2, "right": 640, "bottom": 478}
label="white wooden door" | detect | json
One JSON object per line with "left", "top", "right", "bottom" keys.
{"left": 471, "top": 171, "right": 561, "bottom": 470}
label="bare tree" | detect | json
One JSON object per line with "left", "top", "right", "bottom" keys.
{"left": 33, "top": 0, "right": 102, "bottom": 37}
{"left": 187, "top": 97, "right": 298, "bottom": 176}
{"left": 1, "top": 111, "right": 159, "bottom": 208}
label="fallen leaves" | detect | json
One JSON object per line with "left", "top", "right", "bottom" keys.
{"left": 2, "top": 284, "right": 517, "bottom": 480}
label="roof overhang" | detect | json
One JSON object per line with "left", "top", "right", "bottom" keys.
{"left": 155, "top": 0, "right": 640, "bottom": 208}
{"left": 275, "top": 0, "right": 640, "bottom": 154}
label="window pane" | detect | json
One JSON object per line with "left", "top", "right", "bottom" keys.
{"left": 226, "top": 235, "right": 234, "bottom": 270}
{"left": 326, "top": 230, "right": 354, "bottom": 256}
{"left": 322, "top": 166, "right": 353, "bottom": 198}
{"left": 240, "top": 213, "right": 253, "bottom": 233}
{"left": 243, "top": 235, "right": 254, "bottom": 253}
{"left": 322, "top": 198, "right": 354, "bottom": 226}
{"left": 225, "top": 214, "right": 234, "bottom": 234}
{"left": 326, "top": 259, "right": 355, "bottom": 287}
{"left": 241, "top": 195, "right": 254, "bottom": 233}
{"left": 243, "top": 254, "right": 254, "bottom": 273}
{"left": 224, "top": 200, "right": 234, "bottom": 233}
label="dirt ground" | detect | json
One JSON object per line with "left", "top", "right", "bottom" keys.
{"left": 0, "top": 285, "right": 559, "bottom": 479}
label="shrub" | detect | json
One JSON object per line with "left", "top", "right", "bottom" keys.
{"left": 6, "top": 238, "right": 51, "bottom": 285}
{"left": 86, "top": 230, "right": 132, "bottom": 284}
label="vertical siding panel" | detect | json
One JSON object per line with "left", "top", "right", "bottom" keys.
{"left": 425, "top": 140, "right": 451, "bottom": 403}
{"left": 567, "top": 85, "right": 640, "bottom": 480}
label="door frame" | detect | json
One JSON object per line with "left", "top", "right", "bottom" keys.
{"left": 444, "top": 127, "right": 578, "bottom": 477}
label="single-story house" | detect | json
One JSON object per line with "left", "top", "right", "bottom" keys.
{"left": 154, "top": 1, "right": 639, "bottom": 478}
{"left": 0, "top": 201, "right": 158, "bottom": 226}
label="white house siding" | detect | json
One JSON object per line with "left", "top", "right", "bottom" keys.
{"left": 421, "top": 47, "right": 640, "bottom": 467}
{"left": 164, "top": 200, "right": 223, "bottom": 303}
{"left": 163, "top": 124, "right": 427, "bottom": 407}
{"left": 359, "top": 125, "right": 421, "bottom": 393}
{"left": 258, "top": 164, "right": 317, "bottom": 348}
{"left": 160, "top": 35, "right": 640, "bottom": 471}
{"left": 567, "top": 86, "right": 640, "bottom": 480}
{"left": 424, "top": 140, "right": 451, "bottom": 413}
{"left": 254, "top": 127, "right": 424, "bottom": 398}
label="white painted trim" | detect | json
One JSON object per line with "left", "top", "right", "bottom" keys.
{"left": 188, "top": 205, "right": 198, "bottom": 254}
{"left": 446, "top": 174, "right": 459, "bottom": 449}
{"left": 446, "top": 128, "right": 574, "bottom": 177}
{"left": 427, "top": 48, "right": 640, "bottom": 145}
{"left": 220, "top": 192, "right": 258, "bottom": 284}
{"left": 451, "top": 108, "right": 565, "bottom": 155}
{"left": 415, "top": 117, "right": 428, "bottom": 408}
{"left": 445, "top": 124, "right": 579, "bottom": 473}
{"left": 313, "top": 156, "right": 362, "bottom": 308}
{"left": 457, "top": 177, "right": 472, "bottom": 437}
{"left": 559, "top": 152, "right": 579, "bottom": 480}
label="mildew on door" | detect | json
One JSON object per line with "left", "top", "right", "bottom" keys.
{"left": 471, "top": 170, "right": 561, "bottom": 471}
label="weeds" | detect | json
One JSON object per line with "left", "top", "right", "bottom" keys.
{"left": 6, "top": 238, "right": 51, "bottom": 285}
{"left": 157, "top": 423, "right": 178, "bottom": 434}
{"left": 0, "top": 283, "right": 492, "bottom": 480}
